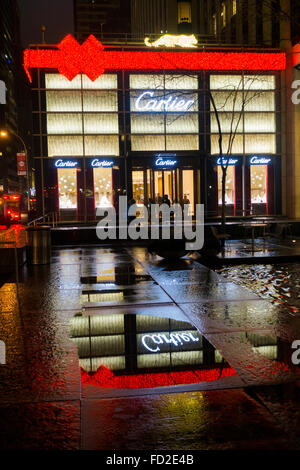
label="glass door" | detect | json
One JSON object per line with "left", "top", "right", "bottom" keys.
{"left": 154, "top": 171, "right": 164, "bottom": 203}
{"left": 182, "top": 169, "right": 194, "bottom": 215}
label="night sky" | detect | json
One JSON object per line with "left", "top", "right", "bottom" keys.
{"left": 18, "top": 0, "right": 74, "bottom": 47}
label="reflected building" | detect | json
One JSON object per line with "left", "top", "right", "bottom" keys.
{"left": 70, "top": 312, "right": 226, "bottom": 377}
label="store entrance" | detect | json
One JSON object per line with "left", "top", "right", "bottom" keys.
{"left": 153, "top": 170, "right": 176, "bottom": 204}
{"left": 132, "top": 169, "right": 195, "bottom": 214}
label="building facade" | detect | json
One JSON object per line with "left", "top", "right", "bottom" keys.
{"left": 24, "top": 35, "right": 285, "bottom": 221}
{"left": 131, "top": 0, "right": 215, "bottom": 38}
{"left": 131, "top": 0, "right": 298, "bottom": 46}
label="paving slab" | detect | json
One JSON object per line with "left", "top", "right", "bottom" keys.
{"left": 0, "top": 400, "right": 80, "bottom": 450}
{"left": 81, "top": 389, "right": 292, "bottom": 450}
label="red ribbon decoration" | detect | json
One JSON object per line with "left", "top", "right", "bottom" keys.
{"left": 24, "top": 34, "right": 286, "bottom": 83}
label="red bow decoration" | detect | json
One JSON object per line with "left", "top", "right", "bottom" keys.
{"left": 24, "top": 34, "right": 105, "bottom": 82}
{"left": 58, "top": 34, "right": 105, "bottom": 81}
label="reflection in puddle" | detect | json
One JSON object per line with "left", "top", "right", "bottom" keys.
{"left": 81, "top": 291, "right": 124, "bottom": 303}
{"left": 70, "top": 312, "right": 236, "bottom": 389}
{"left": 81, "top": 265, "right": 152, "bottom": 287}
{"left": 243, "top": 332, "right": 278, "bottom": 360}
{"left": 81, "top": 274, "right": 152, "bottom": 286}
{"left": 217, "top": 263, "right": 300, "bottom": 313}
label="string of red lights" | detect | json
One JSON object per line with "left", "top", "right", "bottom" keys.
{"left": 80, "top": 365, "right": 237, "bottom": 389}
{"left": 23, "top": 34, "right": 286, "bottom": 83}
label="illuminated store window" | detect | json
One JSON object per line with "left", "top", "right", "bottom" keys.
{"left": 84, "top": 113, "right": 119, "bottom": 134}
{"left": 218, "top": 165, "right": 235, "bottom": 205}
{"left": 130, "top": 74, "right": 198, "bottom": 90}
{"left": 48, "top": 135, "right": 83, "bottom": 156}
{"left": 211, "top": 134, "right": 243, "bottom": 155}
{"left": 163, "top": 171, "right": 173, "bottom": 202}
{"left": 251, "top": 165, "right": 267, "bottom": 204}
{"left": 83, "top": 91, "right": 118, "bottom": 112}
{"left": 46, "top": 91, "right": 81, "bottom": 112}
{"left": 232, "top": 0, "right": 237, "bottom": 16}
{"left": 178, "top": 1, "right": 192, "bottom": 23}
{"left": 221, "top": 2, "right": 226, "bottom": 27}
{"left": 57, "top": 168, "right": 77, "bottom": 209}
{"left": 132, "top": 171, "right": 145, "bottom": 205}
{"left": 47, "top": 113, "right": 83, "bottom": 134}
{"left": 210, "top": 74, "right": 276, "bottom": 155}
{"left": 130, "top": 74, "right": 199, "bottom": 151}
{"left": 212, "top": 14, "right": 217, "bottom": 36}
{"left": 96, "top": 267, "right": 115, "bottom": 283}
{"left": 93, "top": 167, "right": 113, "bottom": 208}
{"left": 45, "top": 73, "right": 119, "bottom": 158}
{"left": 84, "top": 135, "right": 119, "bottom": 156}
{"left": 182, "top": 170, "right": 194, "bottom": 215}
{"left": 154, "top": 171, "right": 163, "bottom": 201}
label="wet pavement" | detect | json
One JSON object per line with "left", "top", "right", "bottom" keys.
{"left": 0, "top": 245, "right": 300, "bottom": 450}
{"left": 215, "top": 238, "right": 300, "bottom": 263}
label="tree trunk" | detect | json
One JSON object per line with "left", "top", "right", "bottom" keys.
{"left": 221, "top": 165, "right": 227, "bottom": 234}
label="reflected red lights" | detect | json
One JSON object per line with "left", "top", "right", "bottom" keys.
{"left": 23, "top": 34, "right": 286, "bottom": 83}
{"left": 81, "top": 365, "right": 236, "bottom": 389}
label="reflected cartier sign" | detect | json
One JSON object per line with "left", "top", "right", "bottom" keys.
{"left": 141, "top": 331, "right": 200, "bottom": 353}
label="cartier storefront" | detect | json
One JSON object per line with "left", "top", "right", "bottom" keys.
{"left": 24, "top": 34, "right": 284, "bottom": 220}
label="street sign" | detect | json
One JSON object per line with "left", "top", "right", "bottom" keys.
{"left": 17, "top": 152, "right": 27, "bottom": 176}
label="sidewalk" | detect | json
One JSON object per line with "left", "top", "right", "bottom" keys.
{"left": 0, "top": 246, "right": 299, "bottom": 450}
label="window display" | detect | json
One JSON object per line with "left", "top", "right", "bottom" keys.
{"left": 210, "top": 74, "right": 276, "bottom": 155}
{"left": 251, "top": 164, "right": 267, "bottom": 204}
{"left": 218, "top": 165, "right": 235, "bottom": 205}
{"left": 93, "top": 167, "right": 113, "bottom": 208}
{"left": 57, "top": 168, "right": 77, "bottom": 209}
{"left": 132, "top": 171, "right": 144, "bottom": 206}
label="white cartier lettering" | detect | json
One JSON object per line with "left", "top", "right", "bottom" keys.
{"left": 141, "top": 332, "right": 199, "bottom": 353}
{"left": 91, "top": 159, "right": 114, "bottom": 167}
{"left": 155, "top": 157, "right": 177, "bottom": 167}
{"left": 135, "top": 91, "right": 195, "bottom": 112}
{"left": 55, "top": 159, "right": 78, "bottom": 168}
{"left": 250, "top": 156, "right": 271, "bottom": 164}
{"left": 217, "top": 157, "right": 238, "bottom": 165}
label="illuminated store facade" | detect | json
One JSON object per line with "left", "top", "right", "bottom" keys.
{"left": 26, "top": 35, "right": 285, "bottom": 220}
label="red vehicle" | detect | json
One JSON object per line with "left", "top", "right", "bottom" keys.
{"left": 0, "top": 193, "right": 24, "bottom": 227}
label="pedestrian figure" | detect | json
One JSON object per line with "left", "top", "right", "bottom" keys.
{"left": 127, "top": 198, "right": 136, "bottom": 222}
{"left": 163, "top": 194, "right": 171, "bottom": 207}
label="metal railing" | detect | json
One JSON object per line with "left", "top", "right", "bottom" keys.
{"left": 27, "top": 211, "right": 58, "bottom": 228}
{"left": 29, "top": 32, "right": 283, "bottom": 51}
